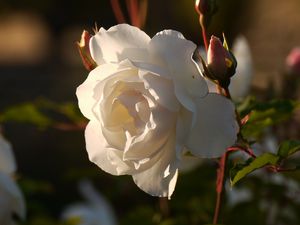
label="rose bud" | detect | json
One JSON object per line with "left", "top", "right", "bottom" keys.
{"left": 286, "top": 47, "right": 300, "bottom": 75}
{"left": 207, "top": 36, "right": 237, "bottom": 87}
{"left": 207, "top": 36, "right": 227, "bottom": 78}
{"left": 77, "top": 30, "right": 97, "bottom": 71}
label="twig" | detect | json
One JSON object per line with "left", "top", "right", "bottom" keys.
{"left": 126, "top": 0, "right": 140, "bottom": 27}
{"left": 110, "top": 0, "right": 127, "bottom": 24}
{"left": 213, "top": 153, "right": 227, "bottom": 224}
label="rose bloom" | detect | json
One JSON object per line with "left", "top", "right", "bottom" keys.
{"left": 77, "top": 24, "right": 238, "bottom": 198}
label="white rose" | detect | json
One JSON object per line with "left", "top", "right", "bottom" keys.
{"left": 76, "top": 24, "right": 238, "bottom": 198}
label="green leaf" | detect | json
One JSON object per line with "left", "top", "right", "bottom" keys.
{"left": 230, "top": 153, "right": 279, "bottom": 186}
{"left": 230, "top": 158, "right": 254, "bottom": 183}
{"left": 57, "top": 103, "right": 84, "bottom": 123}
{"left": 36, "top": 99, "right": 84, "bottom": 123}
{"left": 236, "top": 96, "right": 257, "bottom": 117}
{"left": 0, "top": 99, "right": 85, "bottom": 128}
{"left": 277, "top": 140, "right": 300, "bottom": 159}
{"left": 0, "top": 103, "right": 52, "bottom": 127}
{"left": 19, "top": 178, "right": 54, "bottom": 195}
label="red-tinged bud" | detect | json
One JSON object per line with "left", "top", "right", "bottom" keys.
{"left": 77, "top": 30, "right": 97, "bottom": 71}
{"left": 207, "top": 36, "right": 237, "bottom": 88}
{"left": 207, "top": 36, "right": 227, "bottom": 78}
{"left": 286, "top": 47, "right": 300, "bottom": 75}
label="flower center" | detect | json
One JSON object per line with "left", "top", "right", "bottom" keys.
{"left": 110, "top": 90, "right": 150, "bottom": 136}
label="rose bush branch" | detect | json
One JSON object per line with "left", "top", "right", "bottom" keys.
{"left": 213, "top": 152, "right": 227, "bottom": 224}
{"left": 195, "top": 0, "right": 217, "bottom": 51}
{"left": 110, "top": 0, "right": 148, "bottom": 29}
{"left": 110, "top": 0, "right": 126, "bottom": 24}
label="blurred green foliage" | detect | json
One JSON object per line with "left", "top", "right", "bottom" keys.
{"left": 0, "top": 98, "right": 85, "bottom": 129}
{"left": 238, "top": 97, "right": 300, "bottom": 139}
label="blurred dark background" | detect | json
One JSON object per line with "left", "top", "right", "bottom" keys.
{"left": 0, "top": 0, "right": 300, "bottom": 224}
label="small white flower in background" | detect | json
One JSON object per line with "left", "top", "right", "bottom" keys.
{"left": 198, "top": 35, "right": 253, "bottom": 100}
{"left": 248, "top": 129, "right": 278, "bottom": 158}
{"left": 0, "top": 135, "right": 16, "bottom": 174}
{"left": 225, "top": 181, "right": 252, "bottom": 207}
{"left": 229, "top": 36, "right": 253, "bottom": 99}
{"left": 76, "top": 24, "right": 238, "bottom": 198}
{"left": 0, "top": 134, "right": 26, "bottom": 225}
{"left": 62, "top": 180, "right": 117, "bottom": 225}
{"left": 259, "top": 173, "right": 300, "bottom": 225}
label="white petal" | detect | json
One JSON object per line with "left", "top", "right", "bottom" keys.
{"left": 0, "top": 135, "right": 16, "bottom": 174}
{"left": 175, "top": 107, "right": 193, "bottom": 159}
{"left": 206, "top": 78, "right": 218, "bottom": 93}
{"left": 85, "top": 121, "right": 131, "bottom": 175}
{"left": 149, "top": 30, "right": 208, "bottom": 112}
{"left": 76, "top": 64, "right": 118, "bottom": 121}
{"left": 90, "top": 24, "right": 151, "bottom": 64}
{"left": 76, "top": 61, "right": 136, "bottom": 121}
{"left": 101, "top": 125, "right": 126, "bottom": 151}
{"left": 133, "top": 62, "right": 171, "bottom": 79}
{"left": 132, "top": 131, "right": 179, "bottom": 198}
{"left": 0, "top": 172, "right": 26, "bottom": 222}
{"left": 138, "top": 70, "right": 180, "bottom": 112}
{"left": 187, "top": 94, "right": 239, "bottom": 158}
{"left": 229, "top": 36, "right": 253, "bottom": 99}
{"left": 123, "top": 105, "right": 176, "bottom": 163}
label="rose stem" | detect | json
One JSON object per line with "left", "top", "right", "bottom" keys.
{"left": 201, "top": 23, "right": 209, "bottom": 51}
{"left": 224, "top": 87, "right": 244, "bottom": 130}
{"left": 212, "top": 85, "right": 248, "bottom": 224}
{"left": 227, "top": 146, "right": 256, "bottom": 159}
{"left": 212, "top": 145, "right": 256, "bottom": 224}
{"left": 138, "top": 0, "right": 148, "bottom": 29}
{"left": 126, "top": 0, "right": 140, "bottom": 28}
{"left": 110, "top": 0, "right": 127, "bottom": 24}
{"left": 213, "top": 152, "right": 227, "bottom": 224}
{"left": 195, "top": 0, "right": 209, "bottom": 52}
{"left": 159, "top": 197, "right": 170, "bottom": 218}
{"left": 198, "top": 15, "right": 209, "bottom": 51}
